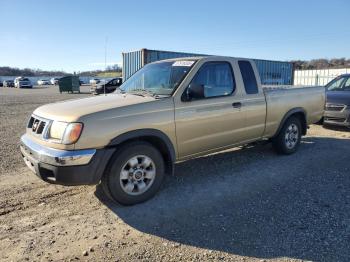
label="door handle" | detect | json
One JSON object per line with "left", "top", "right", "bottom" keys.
{"left": 232, "top": 102, "right": 242, "bottom": 108}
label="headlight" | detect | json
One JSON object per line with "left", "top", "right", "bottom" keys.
{"left": 49, "top": 121, "right": 83, "bottom": 144}
{"left": 49, "top": 121, "right": 68, "bottom": 139}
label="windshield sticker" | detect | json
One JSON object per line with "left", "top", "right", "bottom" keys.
{"left": 172, "top": 61, "right": 195, "bottom": 67}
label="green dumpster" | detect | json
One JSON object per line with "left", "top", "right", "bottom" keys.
{"left": 58, "top": 76, "right": 80, "bottom": 93}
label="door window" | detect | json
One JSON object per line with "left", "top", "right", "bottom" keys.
{"left": 188, "top": 62, "right": 235, "bottom": 99}
{"left": 111, "top": 79, "right": 118, "bottom": 85}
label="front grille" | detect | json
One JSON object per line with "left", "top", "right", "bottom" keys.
{"left": 27, "top": 116, "right": 49, "bottom": 136}
{"left": 325, "top": 103, "right": 346, "bottom": 111}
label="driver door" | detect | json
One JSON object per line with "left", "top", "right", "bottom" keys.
{"left": 174, "top": 61, "right": 247, "bottom": 159}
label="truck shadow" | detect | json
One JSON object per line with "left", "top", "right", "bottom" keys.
{"left": 322, "top": 124, "right": 350, "bottom": 132}
{"left": 95, "top": 137, "right": 350, "bottom": 261}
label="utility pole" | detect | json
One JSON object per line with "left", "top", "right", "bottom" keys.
{"left": 104, "top": 36, "right": 108, "bottom": 96}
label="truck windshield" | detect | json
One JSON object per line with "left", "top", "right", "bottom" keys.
{"left": 119, "top": 60, "right": 196, "bottom": 96}
{"left": 326, "top": 76, "right": 350, "bottom": 91}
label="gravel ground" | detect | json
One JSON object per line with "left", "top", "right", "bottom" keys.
{"left": 0, "top": 86, "right": 350, "bottom": 262}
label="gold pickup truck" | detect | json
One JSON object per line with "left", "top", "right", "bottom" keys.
{"left": 20, "top": 56, "right": 325, "bottom": 205}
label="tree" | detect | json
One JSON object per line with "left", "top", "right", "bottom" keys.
{"left": 291, "top": 58, "right": 350, "bottom": 70}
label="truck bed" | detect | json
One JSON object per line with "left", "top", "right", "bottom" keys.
{"left": 263, "top": 85, "right": 322, "bottom": 90}
{"left": 263, "top": 85, "right": 325, "bottom": 138}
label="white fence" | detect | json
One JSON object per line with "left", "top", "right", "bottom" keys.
{"left": 293, "top": 68, "right": 350, "bottom": 86}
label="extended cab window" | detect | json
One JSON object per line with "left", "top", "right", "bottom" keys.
{"left": 189, "top": 62, "right": 235, "bottom": 99}
{"left": 238, "top": 61, "right": 258, "bottom": 94}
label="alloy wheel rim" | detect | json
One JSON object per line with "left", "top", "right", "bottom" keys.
{"left": 285, "top": 123, "right": 299, "bottom": 149}
{"left": 119, "top": 155, "right": 156, "bottom": 196}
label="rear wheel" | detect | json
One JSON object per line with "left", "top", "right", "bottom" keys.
{"left": 272, "top": 116, "right": 302, "bottom": 155}
{"left": 101, "top": 141, "right": 165, "bottom": 205}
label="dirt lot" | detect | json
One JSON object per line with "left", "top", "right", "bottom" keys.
{"left": 0, "top": 86, "right": 350, "bottom": 262}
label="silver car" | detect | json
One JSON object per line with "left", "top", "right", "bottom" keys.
{"left": 15, "top": 77, "right": 32, "bottom": 88}
{"left": 324, "top": 74, "right": 350, "bottom": 128}
{"left": 50, "top": 78, "right": 59, "bottom": 85}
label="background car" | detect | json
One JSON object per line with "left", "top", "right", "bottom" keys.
{"left": 37, "top": 79, "right": 50, "bottom": 85}
{"left": 90, "top": 77, "right": 123, "bottom": 94}
{"left": 0, "top": 79, "right": 3, "bottom": 87}
{"left": 50, "top": 78, "right": 59, "bottom": 85}
{"left": 89, "top": 78, "right": 100, "bottom": 85}
{"left": 14, "top": 77, "right": 32, "bottom": 88}
{"left": 324, "top": 74, "right": 350, "bottom": 128}
{"left": 3, "top": 80, "right": 15, "bottom": 87}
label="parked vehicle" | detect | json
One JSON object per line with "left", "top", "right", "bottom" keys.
{"left": 3, "top": 80, "right": 15, "bottom": 87}
{"left": 324, "top": 74, "right": 350, "bottom": 128}
{"left": 89, "top": 78, "right": 100, "bottom": 85}
{"left": 0, "top": 79, "right": 3, "bottom": 87}
{"left": 37, "top": 79, "right": 50, "bottom": 86}
{"left": 90, "top": 77, "right": 123, "bottom": 94}
{"left": 20, "top": 56, "right": 325, "bottom": 205}
{"left": 50, "top": 78, "right": 60, "bottom": 85}
{"left": 14, "top": 77, "right": 32, "bottom": 88}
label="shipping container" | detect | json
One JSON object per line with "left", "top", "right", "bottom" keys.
{"left": 122, "top": 48, "right": 293, "bottom": 85}
{"left": 254, "top": 59, "right": 293, "bottom": 85}
{"left": 122, "top": 49, "right": 206, "bottom": 81}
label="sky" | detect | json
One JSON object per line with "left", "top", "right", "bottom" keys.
{"left": 1, "top": 0, "right": 349, "bottom": 72}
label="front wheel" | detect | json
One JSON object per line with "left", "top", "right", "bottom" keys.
{"left": 101, "top": 141, "right": 165, "bottom": 205}
{"left": 272, "top": 116, "right": 302, "bottom": 155}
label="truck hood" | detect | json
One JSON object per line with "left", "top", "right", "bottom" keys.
{"left": 33, "top": 93, "right": 155, "bottom": 122}
{"left": 326, "top": 91, "right": 350, "bottom": 105}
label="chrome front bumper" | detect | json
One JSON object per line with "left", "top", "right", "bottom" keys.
{"left": 20, "top": 134, "right": 96, "bottom": 166}
{"left": 324, "top": 105, "right": 350, "bottom": 127}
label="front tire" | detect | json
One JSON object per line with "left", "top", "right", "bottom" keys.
{"left": 272, "top": 116, "right": 302, "bottom": 155}
{"left": 101, "top": 141, "right": 165, "bottom": 205}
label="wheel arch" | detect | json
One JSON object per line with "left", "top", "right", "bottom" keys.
{"left": 107, "top": 129, "right": 176, "bottom": 175}
{"left": 274, "top": 108, "right": 307, "bottom": 137}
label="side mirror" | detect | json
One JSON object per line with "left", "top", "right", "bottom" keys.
{"left": 183, "top": 83, "right": 205, "bottom": 101}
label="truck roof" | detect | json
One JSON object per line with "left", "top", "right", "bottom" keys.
{"left": 153, "top": 55, "right": 255, "bottom": 63}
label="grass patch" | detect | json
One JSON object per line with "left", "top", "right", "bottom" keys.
{"left": 96, "top": 72, "right": 122, "bottom": 78}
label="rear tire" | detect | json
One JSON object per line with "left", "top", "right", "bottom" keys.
{"left": 272, "top": 116, "right": 302, "bottom": 155}
{"left": 101, "top": 141, "right": 165, "bottom": 205}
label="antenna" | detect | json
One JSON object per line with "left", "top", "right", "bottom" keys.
{"left": 104, "top": 36, "right": 108, "bottom": 96}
